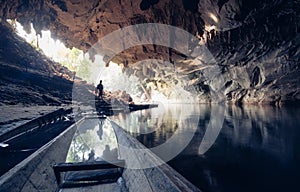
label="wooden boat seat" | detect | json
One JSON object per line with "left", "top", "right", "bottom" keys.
{"left": 53, "top": 160, "right": 125, "bottom": 188}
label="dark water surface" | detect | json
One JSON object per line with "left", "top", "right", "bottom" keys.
{"left": 112, "top": 104, "right": 300, "bottom": 192}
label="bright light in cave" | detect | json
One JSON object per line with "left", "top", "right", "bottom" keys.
{"left": 209, "top": 13, "right": 219, "bottom": 23}
{"left": 39, "top": 31, "right": 73, "bottom": 62}
{"left": 92, "top": 55, "right": 142, "bottom": 101}
{"left": 7, "top": 19, "right": 197, "bottom": 104}
{"left": 8, "top": 20, "right": 83, "bottom": 64}
{"left": 7, "top": 20, "right": 146, "bottom": 101}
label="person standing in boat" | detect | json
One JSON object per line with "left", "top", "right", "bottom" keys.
{"left": 96, "top": 80, "right": 104, "bottom": 100}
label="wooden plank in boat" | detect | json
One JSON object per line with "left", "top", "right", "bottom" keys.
{"left": 53, "top": 160, "right": 125, "bottom": 172}
{"left": 59, "top": 182, "right": 121, "bottom": 192}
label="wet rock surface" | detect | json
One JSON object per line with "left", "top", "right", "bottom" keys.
{"left": 0, "top": 0, "right": 299, "bottom": 104}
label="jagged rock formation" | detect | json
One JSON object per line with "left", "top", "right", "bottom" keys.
{"left": 0, "top": 0, "right": 299, "bottom": 104}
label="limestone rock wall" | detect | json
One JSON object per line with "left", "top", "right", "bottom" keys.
{"left": 203, "top": 0, "right": 300, "bottom": 104}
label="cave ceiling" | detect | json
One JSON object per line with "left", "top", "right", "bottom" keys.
{"left": 0, "top": 0, "right": 267, "bottom": 63}
{"left": 0, "top": 0, "right": 299, "bottom": 104}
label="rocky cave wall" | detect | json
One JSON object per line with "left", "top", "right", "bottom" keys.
{"left": 0, "top": 0, "right": 299, "bottom": 104}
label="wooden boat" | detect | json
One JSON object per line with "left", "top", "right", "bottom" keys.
{"left": 95, "top": 98, "right": 158, "bottom": 116}
{"left": 53, "top": 117, "right": 125, "bottom": 189}
{"left": 0, "top": 114, "right": 200, "bottom": 192}
{"left": 128, "top": 103, "right": 158, "bottom": 112}
{"left": 55, "top": 116, "right": 200, "bottom": 192}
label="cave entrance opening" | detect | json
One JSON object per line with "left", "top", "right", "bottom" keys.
{"left": 6, "top": 19, "right": 198, "bottom": 104}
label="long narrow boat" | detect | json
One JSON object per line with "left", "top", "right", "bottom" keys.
{"left": 55, "top": 115, "right": 200, "bottom": 192}
{"left": 95, "top": 99, "right": 158, "bottom": 116}
{"left": 0, "top": 113, "right": 200, "bottom": 192}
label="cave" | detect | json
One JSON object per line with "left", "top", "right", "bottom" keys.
{"left": 0, "top": 0, "right": 299, "bottom": 105}
{"left": 0, "top": 0, "right": 300, "bottom": 192}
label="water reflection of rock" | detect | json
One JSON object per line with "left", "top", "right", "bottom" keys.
{"left": 168, "top": 105, "right": 300, "bottom": 192}
{"left": 221, "top": 105, "right": 300, "bottom": 161}
{"left": 134, "top": 110, "right": 180, "bottom": 148}
{"left": 114, "top": 104, "right": 300, "bottom": 162}
{"left": 115, "top": 110, "right": 157, "bottom": 134}
{"left": 181, "top": 105, "right": 300, "bottom": 162}
{"left": 113, "top": 104, "right": 203, "bottom": 149}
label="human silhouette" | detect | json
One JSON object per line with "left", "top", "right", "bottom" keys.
{"left": 87, "top": 149, "right": 95, "bottom": 161}
{"left": 102, "top": 145, "right": 118, "bottom": 161}
{"left": 96, "top": 80, "right": 104, "bottom": 99}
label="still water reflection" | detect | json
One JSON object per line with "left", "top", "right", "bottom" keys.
{"left": 66, "top": 118, "right": 119, "bottom": 163}
{"left": 113, "top": 104, "right": 300, "bottom": 192}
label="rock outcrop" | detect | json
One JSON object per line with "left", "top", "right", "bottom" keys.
{"left": 0, "top": 0, "right": 299, "bottom": 104}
